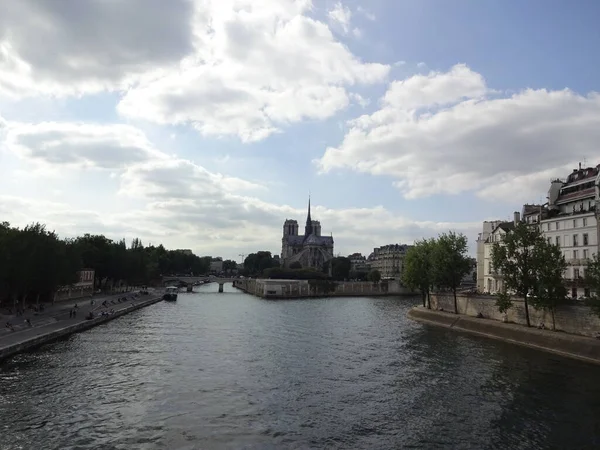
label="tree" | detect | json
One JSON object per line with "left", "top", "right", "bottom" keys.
{"left": 222, "top": 259, "right": 238, "bottom": 275}
{"left": 431, "top": 232, "right": 471, "bottom": 314}
{"left": 289, "top": 261, "right": 302, "bottom": 270}
{"left": 402, "top": 239, "right": 435, "bottom": 309}
{"left": 243, "top": 251, "right": 278, "bottom": 276}
{"left": 585, "top": 255, "right": 600, "bottom": 318}
{"left": 530, "top": 241, "right": 567, "bottom": 330}
{"left": 367, "top": 269, "right": 381, "bottom": 283}
{"left": 491, "top": 222, "right": 548, "bottom": 327}
{"left": 330, "top": 257, "right": 352, "bottom": 280}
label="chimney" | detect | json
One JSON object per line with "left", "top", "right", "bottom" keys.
{"left": 514, "top": 211, "right": 520, "bottom": 225}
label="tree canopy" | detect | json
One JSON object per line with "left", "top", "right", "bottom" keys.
{"left": 431, "top": 232, "right": 471, "bottom": 314}
{"left": 0, "top": 222, "right": 212, "bottom": 306}
{"left": 243, "top": 251, "right": 279, "bottom": 276}
{"left": 491, "top": 221, "right": 564, "bottom": 327}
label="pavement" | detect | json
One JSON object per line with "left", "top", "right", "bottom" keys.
{"left": 0, "top": 289, "right": 157, "bottom": 340}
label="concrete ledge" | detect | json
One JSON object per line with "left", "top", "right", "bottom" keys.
{"left": 408, "top": 307, "right": 600, "bottom": 366}
{"left": 0, "top": 296, "right": 162, "bottom": 363}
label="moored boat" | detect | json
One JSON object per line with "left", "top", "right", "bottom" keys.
{"left": 163, "top": 286, "right": 178, "bottom": 302}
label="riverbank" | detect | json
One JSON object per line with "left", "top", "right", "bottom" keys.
{"left": 234, "top": 278, "right": 416, "bottom": 298}
{"left": 0, "top": 295, "right": 162, "bottom": 363}
{"left": 408, "top": 307, "right": 600, "bottom": 365}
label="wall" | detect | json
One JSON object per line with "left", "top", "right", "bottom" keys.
{"left": 233, "top": 279, "right": 416, "bottom": 298}
{"left": 430, "top": 293, "right": 600, "bottom": 338}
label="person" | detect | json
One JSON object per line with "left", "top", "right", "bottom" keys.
{"left": 25, "top": 318, "right": 32, "bottom": 327}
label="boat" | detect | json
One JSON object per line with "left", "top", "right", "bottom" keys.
{"left": 163, "top": 286, "right": 178, "bottom": 302}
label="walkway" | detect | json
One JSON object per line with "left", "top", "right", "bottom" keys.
{"left": 0, "top": 289, "right": 155, "bottom": 341}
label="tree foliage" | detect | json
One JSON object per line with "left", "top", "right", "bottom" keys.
{"left": 330, "top": 257, "right": 352, "bottom": 280}
{"left": 585, "top": 254, "right": 600, "bottom": 318}
{"left": 402, "top": 239, "right": 435, "bottom": 309}
{"left": 243, "top": 251, "right": 278, "bottom": 276}
{"left": 367, "top": 269, "right": 381, "bottom": 283}
{"left": 491, "top": 222, "right": 565, "bottom": 327}
{"left": 431, "top": 232, "right": 471, "bottom": 314}
{"left": 0, "top": 222, "right": 212, "bottom": 306}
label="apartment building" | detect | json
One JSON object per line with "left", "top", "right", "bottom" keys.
{"left": 348, "top": 253, "right": 370, "bottom": 272}
{"left": 368, "top": 244, "right": 412, "bottom": 279}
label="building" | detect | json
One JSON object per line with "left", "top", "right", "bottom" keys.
{"left": 482, "top": 220, "right": 515, "bottom": 294}
{"left": 540, "top": 164, "right": 599, "bottom": 298}
{"left": 478, "top": 163, "right": 600, "bottom": 299}
{"left": 368, "top": 244, "right": 412, "bottom": 279}
{"left": 348, "top": 253, "right": 370, "bottom": 272}
{"left": 176, "top": 249, "right": 193, "bottom": 255}
{"left": 55, "top": 268, "right": 95, "bottom": 301}
{"left": 281, "top": 197, "right": 334, "bottom": 271}
{"left": 475, "top": 220, "right": 503, "bottom": 291}
{"left": 210, "top": 260, "right": 224, "bottom": 273}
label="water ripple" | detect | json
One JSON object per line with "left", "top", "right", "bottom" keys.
{"left": 1, "top": 284, "right": 600, "bottom": 449}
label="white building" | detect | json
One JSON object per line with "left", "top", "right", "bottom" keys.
{"left": 476, "top": 220, "right": 503, "bottom": 291}
{"left": 540, "top": 164, "right": 599, "bottom": 298}
{"left": 368, "top": 244, "right": 412, "bottom": 279}
{"left": 482, "top": 219, "right": 516, "bottom": 294}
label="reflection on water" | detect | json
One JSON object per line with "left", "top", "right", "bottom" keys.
{"left": 1, "top": 283, "right": 600, "bottom": 449}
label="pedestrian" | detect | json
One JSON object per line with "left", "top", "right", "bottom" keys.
{"left": 69, "top": 310, "right": 73, "bottom": 318}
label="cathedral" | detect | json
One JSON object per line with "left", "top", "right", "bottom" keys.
{"left": 281, "top": 198, "right": 334, "bottom": 272}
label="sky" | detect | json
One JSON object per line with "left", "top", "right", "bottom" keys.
{"left": 1, "top": 0, "right": 600, "bottom": 262}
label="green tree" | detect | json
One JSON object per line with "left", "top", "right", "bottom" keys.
{"left": 330, "top": 257, "right": 352, "bottom": 280}
{"left": 243, "top": 251, "right": 278, "bottom": 276}
{"left": 222, "top": 259, "right": 238, "bottom": 275}
{"left": 530, "top": 241, "right": 567, "bottom": 330}
{"left": 367, "top": 269, "right": 381, "bottom": 283}
{"left": 289, "top": 261, "right": 302, "bottom": 270}
{"left": 402, "top": 239, "right": 435, "bottom": 309}
{"left": 431, "top": 231, "right": 471, "bottom": 314}
{"left": 585, "top": 254, "right": 600, "bottom": 318}
{"left": 491, "top": 222, "right": 548, "bottom": 327}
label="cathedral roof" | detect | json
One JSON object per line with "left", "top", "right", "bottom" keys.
{"left": 284, "top": 234, "right": 333, "bottom": 246}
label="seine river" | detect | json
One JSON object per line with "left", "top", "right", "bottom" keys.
{"left": 1, "top": 283, "right": 600, "bottom": 449}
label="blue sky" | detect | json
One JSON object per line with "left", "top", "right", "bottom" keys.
{"left": 0, "top": 0, "right": 599, "bottom": 260}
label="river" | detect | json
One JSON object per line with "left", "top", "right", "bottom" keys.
{"left": 1, "top": 283, "right": 600, "bottom": 449}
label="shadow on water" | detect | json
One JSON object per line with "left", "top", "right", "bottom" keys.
{"left": 1, "top": 289, "right": 600, "bottom": 449}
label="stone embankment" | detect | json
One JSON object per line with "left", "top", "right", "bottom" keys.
{"left": 408, "top": 303, "right": 600, "bottom": 365}
{"left": 234, "top": 278, "right": 416, "bottom": 299}
{"left": 0, "top": 295, "right": 162, "bottom": 363}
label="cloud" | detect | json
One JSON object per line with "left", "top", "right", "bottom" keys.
{"left": 0, "top": 0, "right": 195, "bottom": 98}
{"left": 5, "top": 122, "right": 166, "bottom": 170}
{"left": 356, "top": 6, "right": 376, "bottom": 21}
{"left": 117, "top": 0, "right": 389, "bottom": 141}
{"left": 328, "top": 2, "right": 352, "bottom": 34}
{"left": 317, "top": 64, "right": 600, "bottom": 203}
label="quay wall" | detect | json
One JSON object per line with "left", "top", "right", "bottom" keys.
{"left": 0, "top": 296, "right": 162, "bottom": 363}
{"left": 233, "top": 279, "right": 416, "bottom": 298}
{"left": 430, "top": 293, "right": 600, "bottom": 338}
{"left": 408, "top": 307, "right": 600, "bottom": 365}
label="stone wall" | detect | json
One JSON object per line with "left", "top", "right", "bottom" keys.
{"left": 430, "top": 293, "right": 600, "bottom": 338}
{"left": 233, "top": 278, "right": 416, "bottom": 298}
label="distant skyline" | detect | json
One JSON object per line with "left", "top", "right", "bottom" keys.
{"left": 1, "top": 0, "right": 600, "bottom": 260}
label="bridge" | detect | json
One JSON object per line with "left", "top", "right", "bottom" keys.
{"left": 161, "top": 276, "right": 238, "bottom": 293}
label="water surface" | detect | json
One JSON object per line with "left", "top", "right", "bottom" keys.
{"left": 1, "top": 283, "right": 599, "bottom": 449}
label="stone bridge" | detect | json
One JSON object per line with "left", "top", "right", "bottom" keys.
{"left": 162, "top": 276, "right": 237, "bottom": 293}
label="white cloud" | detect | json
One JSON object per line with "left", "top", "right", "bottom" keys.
{"left": 5, "top": 121, "right": 166, "bottom": 170}
{"left": 317, "top": 64, "right": 600, "bottom": 203}
{"left": 356, "top": 6, "right": 376, "bottom": 21}
{"left": 117, "top": 0, "right": 389, "bottom": 141}
{"left": 328, "top": 2, "right": 352, "bottom": 34}
{"left": 0, "top": 0, "right": 195, "bottom": 98}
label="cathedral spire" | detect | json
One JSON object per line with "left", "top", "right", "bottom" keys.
{"left": 304, "top": 194, "right": 313, "bottom": 237}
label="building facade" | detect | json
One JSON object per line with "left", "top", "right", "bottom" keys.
{"left": 476, "top": 220, "right": 503, "bottom": 291}
{"left": 368, "top": 244, "right": 412, "bottom": 279}
{"left": 281, "top": 198, "right": 334, "bottom": 271}
{"left": 348, "top": 253, "right": 370, "bottom": 272}
{"left": 478, "top": 163, "right": 600, "bottom": 299}
{"left": 540, "top": 164, "right": 599, "bottom": 298}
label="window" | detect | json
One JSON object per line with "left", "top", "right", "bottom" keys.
{"left": 572, "top": 287, "right": 577, "bottom": 298}
{"left": 573, "top": 234, "right": 579, "bottom": 247}
{"left": 573, "top": 219, "right": 577, "bottom": 228}
{"left": 556, "top": 221, "right": 560, "bottom": 230}
{"left": 548, "top": 237, "right": 552, "bottom": 244}
{"left": 584, "top": 249, "right": 589, "bottom": 259}
{"left": 585, "top": 288, "right": 591, "bottom": 298}
{"left": 583, "top": 233, "right": 589, "bottom": 246}
{"left": 573, "top": 250, "right": 578, "bottom": 259}
{"left": 574, "top": 268, "right": 580, "bottom": 279}
{"left": 555, "top": 236, "right": 560, "bottom": 246}
{"left": 583, "top": 218, "right": 588, "bottom": 227}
